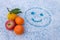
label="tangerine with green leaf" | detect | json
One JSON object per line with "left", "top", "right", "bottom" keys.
{"left": 7, "top": 8, "right": 22, "bottom": 20}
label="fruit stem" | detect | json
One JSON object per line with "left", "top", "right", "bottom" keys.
{"left": 7, "top": 8, "right": 10, "bottom": 12}
{"left": 7, "top": 8, "right": 11, "bottom": 14}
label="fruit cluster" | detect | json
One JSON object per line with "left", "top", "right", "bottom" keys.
{"left": 5, "top": 8, "right": 24, "bottom": 35}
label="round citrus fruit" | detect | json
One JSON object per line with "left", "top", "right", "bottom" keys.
{"left": 7, "top": 12, "right": 17, "bottom": 20}
{"left": 14, "top": 25, "right": 24, "bottom": 35}
{"left": 15, "top": 16, "right": 24, "bottom": 25}
{"left": 7, "top": 8, "right": 22, "bottom": 20}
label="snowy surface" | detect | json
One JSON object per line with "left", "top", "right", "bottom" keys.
{"left": 0, "top": 0, "right": 60, "bottom": 40}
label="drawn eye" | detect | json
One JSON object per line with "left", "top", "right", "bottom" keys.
{"left": 31, "top": 12, "right": 35, "bottom": 15}
{"left": 40, "top": 13, "right": 44, "bottom": 16}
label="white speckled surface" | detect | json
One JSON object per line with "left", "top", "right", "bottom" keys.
{"left": 0, "top": 0, "right": 60, "bottom": 40}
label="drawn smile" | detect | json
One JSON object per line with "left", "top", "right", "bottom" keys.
{"left": 32, "top": 18, "right": 42, "bottom": 22}
{"left": 25, "top": 7, "right": 51, "bottom": 27}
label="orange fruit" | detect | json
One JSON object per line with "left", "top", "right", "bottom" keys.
{"left": 15, "top": 16, "right": 24, "bottom": 25}
{"left": 14, "top": 25, "right": 24, "bottom": 35}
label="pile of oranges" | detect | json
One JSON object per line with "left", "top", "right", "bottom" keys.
{"left": 5, "top": 8, "right": 24, "bottom": 35}
{"left": 14, "top": 16, "right": 24, "bottom": 35}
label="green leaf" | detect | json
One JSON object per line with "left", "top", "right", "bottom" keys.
{"left": 10, "top": 8, "right": 22, "bottom": 14}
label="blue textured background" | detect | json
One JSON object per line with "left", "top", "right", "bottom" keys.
{"left": 0, "top": 0, "right": 60, "bottom": 40}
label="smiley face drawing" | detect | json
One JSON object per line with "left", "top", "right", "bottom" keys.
{"left": 25, "top": 7, "right": 52, "bottom": 27}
